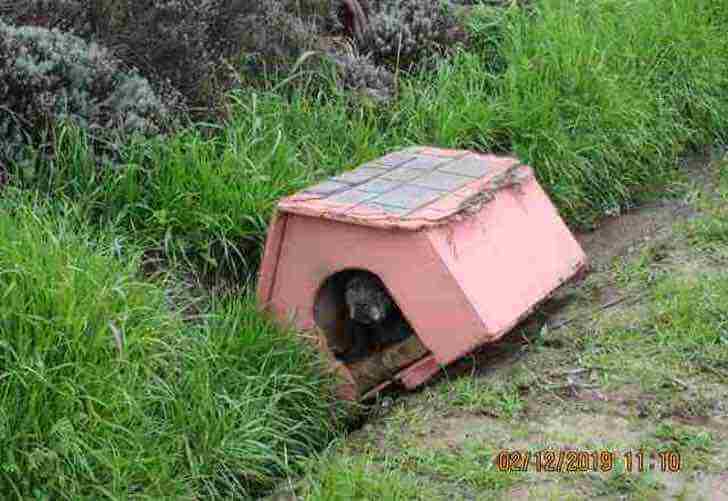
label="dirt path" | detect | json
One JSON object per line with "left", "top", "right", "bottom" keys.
{"left": 270, "top": 152, "right": 728, "bottom": 500}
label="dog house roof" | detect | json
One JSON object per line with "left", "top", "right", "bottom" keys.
{"left": 277, "top": 146, "right": 526, "bottom": 230}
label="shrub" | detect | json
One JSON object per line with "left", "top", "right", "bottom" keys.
{"left": 326, "top": 49, "right": 397, "bottom": 103}
{"left": 0, "top": 0, "right": 90, "bottom": 35}
{"left": 0, "top": 20, "right": 181, "bottom": 169}
{"left": 363, "top": 0, "right": 460, "bottom": 67}
{"left": 103, "top": 0, "right": 321, "bottom": 104}
{"left": 1, "top": 1, "right": 325, "bottom": 109}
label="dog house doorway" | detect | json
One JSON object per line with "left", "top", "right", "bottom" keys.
{"left": 313, "top": 269, "right": 416, "bottom": 363}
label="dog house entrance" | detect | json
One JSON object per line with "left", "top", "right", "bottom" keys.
{"left": 314, "top": 269, "right": 416, "bottom": 363}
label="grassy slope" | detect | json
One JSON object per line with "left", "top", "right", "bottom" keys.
{"left": 17, "top": 0, "right": 728, "bottom": 278}
{"left": 0, "top": 193, "right": 344, "bottom": 499}
{"left": 1, "top": 0, "right": 727, "bottom": 498}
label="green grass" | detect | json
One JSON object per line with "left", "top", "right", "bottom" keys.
{"left": 444, "top": 374, "right": 526, "bottom": 419}
{"left": 571, "top": 249, "right": 728, "bottom": 425}
{"left": 12, "top": 92, "right": 393, "bottom": 283}
{"left": 294, "top": 453, "right": 439, "bottom": 501}
{"left": 683, "top": 159, "right": 728, "bottom": 247}
{"left": 0, "top": 193, "right": 343, "bottom": 499}
{"left": 573, "top": 161, "right": 728, "bottom": 393}
{"left": 580, "top": 271, "right": 728, "bottom": 394}
{"left": 388, "top": 443, "right": 520, "bottom": 493}
{"left": 593, "top": 462, "right": 663, "bottom": 498}
{"left": 652, "top": 423, "right": 713, "bottom": 453}
{"left": 294, "top": 442, "right": 520, "bottom": 500}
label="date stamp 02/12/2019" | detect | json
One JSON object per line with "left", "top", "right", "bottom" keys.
{"left": 495, "top": 449, "right": 682, "bottom": 473}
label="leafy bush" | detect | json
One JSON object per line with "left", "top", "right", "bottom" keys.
{"left": 327, "top": 50, "right": 397, "bottom": 103}
{"left": 364, "top": 0, "right": 459, "bottom": 66}
{"left": 1, "top": 0, "right": 325, "bottom": 108}
{"left": 0, "top": 0, "right": 90, "bottom": 35}
{"left": 0, "top": 20, "right": 180, "bottom": 168}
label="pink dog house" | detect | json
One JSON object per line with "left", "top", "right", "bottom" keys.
{"left": 257, "top": 146, "right": 588, "bottom": 400}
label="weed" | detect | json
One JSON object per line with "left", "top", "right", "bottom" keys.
{"left": 295, "top": 452, "right": 441, "bottom": 500}
{"left": 653, "top": 424, "right": 713, "bottom": 452}
{"left": 447, "top": 377, "right": 525, "bottom": 419}
{"left": 594, "top": 461, "right": 663, "bottom": 497}
{"left": 639, "top": 423, "right": 718, "bottom": 473}
{"left": 391, "top": 443, "right": 520, "bottom": 492}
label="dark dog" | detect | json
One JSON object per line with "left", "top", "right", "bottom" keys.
{"left": 336, "top": 273, "right": 412, "bottom": 363}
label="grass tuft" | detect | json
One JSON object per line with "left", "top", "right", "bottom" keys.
{"left": 0, "top": 194, "right": 342, "bottom": 499}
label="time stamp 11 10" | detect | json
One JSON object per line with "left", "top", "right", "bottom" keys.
{"left": 495, "top": 449, "right": 682, "bottom": 473}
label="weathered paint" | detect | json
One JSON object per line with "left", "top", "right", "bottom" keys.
{"left": 256, "top": 211, "right": 288, "bottom": 309}
{"left": 425, "top": 169, "right": 587, "bottom": 363}
{"left": 396, "top": 354, "right": 442, "bottom": 390}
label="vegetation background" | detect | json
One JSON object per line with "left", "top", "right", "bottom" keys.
{"left": 0, "top": 0, "right": 726, "bottom": 498}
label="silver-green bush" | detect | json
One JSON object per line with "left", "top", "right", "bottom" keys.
{"left": 364, "top": 0, "right": 458, "bottom": 65}
{"left": 327, "top": 50, "right": 396, "bottom": 103}
{"left": 1, "top": 1, "right": 325, "bottom": 109}
{"left": 0, "top": 20, "right": 180, "bottom": 167}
